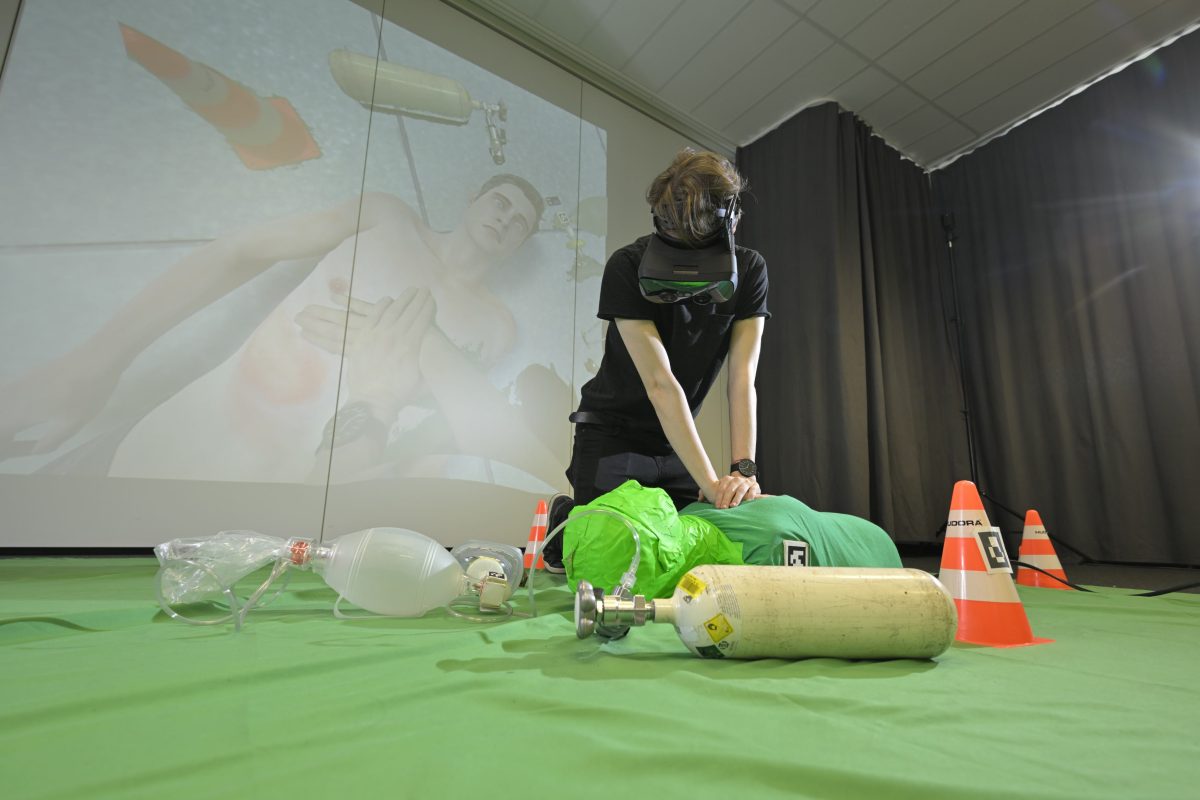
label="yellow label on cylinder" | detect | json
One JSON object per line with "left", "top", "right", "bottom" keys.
{"left": 704, "top": 613, "right": 734, "bottom": 644}
{"left": 679, "top": 573, "right": 707, "bottom": 598}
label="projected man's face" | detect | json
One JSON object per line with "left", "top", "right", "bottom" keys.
{"left": 464, "top": 183, "right": 537, "bottom": 257}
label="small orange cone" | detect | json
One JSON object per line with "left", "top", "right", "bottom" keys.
{"left": 1016, "top": 510, "right": 1071, "bottom": 590}
{"left": 939, "top": 481, "right": 1052, "bottom": 647}
{"left": 523, "top": 499, "right": 548, "bottom": 570}
{"left": 120, "top": 23, "right": 321, "bottom": 170}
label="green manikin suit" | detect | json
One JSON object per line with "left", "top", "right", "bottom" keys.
{"left": 561, "top": 481, "right": 902, "bottom": 598}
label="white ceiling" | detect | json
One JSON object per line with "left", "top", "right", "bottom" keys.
{"left": 458, "top": 0, "right": 1200, "bottom": 169}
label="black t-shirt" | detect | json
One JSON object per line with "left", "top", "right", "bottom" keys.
{"left": 577, "top": 234, "right": 770, "bottom": 438}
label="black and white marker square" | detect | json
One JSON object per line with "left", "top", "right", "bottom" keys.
{"left": 782, "top": 540, "right": 808, "bottom": 567}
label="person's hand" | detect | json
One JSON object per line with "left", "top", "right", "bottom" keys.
{"left": 702, "top": 474, "right": 760, "bottom": 509}
{"left": 0, "top": 351, "right": 121, "bottom": 458}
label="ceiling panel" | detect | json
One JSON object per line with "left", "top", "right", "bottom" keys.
{"left": 876, "top": 0, "right": 1022, "bottom": 80}
{"left": 725, "top": 44, "right": 869, "bottom": 143}
{"left": 907, "top": 0, "right": 1092, "bottom": 100}
{"left": 830, "top": 66, "right": 897, "bottom": 111}
{"left": 843, "top": 0, "right": 957, "bottom": 60}
{"left": 806, "top": 0, "right": 888, "bottom": 38}
{"left": 478, "top": 0, "right": 1200, "bottom": 167}
{"left": 860, "top": 85, "right": 925, "bottom": 129}
{"left": 882, "top": 104, "right": 954, "bottom": 148}
{"left": 656, "top": 0, "right": 797, "bottom": 112}
{"left": 580, "top": 0, "right": 681, "bottom": 70}
{"left": 621, "top": 0, "right": 747, "bottom": 91}
{"left": 959, "top": 1, "right": 1199, "bottom": 134}
{"left": 779, "top": 0, "right": 821, "bottom": 14}
{"left": 695, "top": 21, "right": 832, "bottom": 129}
{"left": 905, "top": 120, "right": 976, "bottom": 164}
{"left": 937, "top": 0, "right": 1164, "bottom": 117}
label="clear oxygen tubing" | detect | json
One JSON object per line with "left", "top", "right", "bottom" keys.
{"left": 444, "top": 596, "right": 514, "bottom": 623}
{"left": 524, "top": 507, "right": 643, "bottom": 619}
{"left": 155, "top": 556, "right": 292, "bottom": 630}
{"left": 234, "top": 559, "right": 291, "bottom": 631}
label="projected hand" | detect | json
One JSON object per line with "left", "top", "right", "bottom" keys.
{"left": 294, "top": 291, "right": 375, "bottom": 356}
{"left": 0, "top": 352, "right": 120, "bottom": 459}
{"left": 295, "top": 287, "right": 436, "bottom": 419}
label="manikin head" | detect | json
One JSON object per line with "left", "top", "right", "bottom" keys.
{"left": 461, "top": 174, "right": 545, "bottom": 258}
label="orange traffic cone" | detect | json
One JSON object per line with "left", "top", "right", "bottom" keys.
{"left": 523, "top": 499, "right": 548, "bottom": 570}
{"left": 1016, "top": 510, "right": 1072, "bottom": 590}
{"left": 120, "top": 23, "right": 320, "bottom": 170}
{"left": 939, "top": 481, "right": 1052, "bottom": 647}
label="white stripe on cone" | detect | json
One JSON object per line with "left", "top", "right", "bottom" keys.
{"left": 942, "top": 501, "right": 1021, "bottom": 603}
{"left": 939, "top": 568, "right": 1024, "bottom": 604}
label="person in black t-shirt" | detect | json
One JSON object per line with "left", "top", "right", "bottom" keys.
{"left": 544, "top": 149, "right": 769, "bottom": 572}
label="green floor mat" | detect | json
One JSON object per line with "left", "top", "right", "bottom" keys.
{"left": 2, "top": 558, "right": 1198, "bottom": 799}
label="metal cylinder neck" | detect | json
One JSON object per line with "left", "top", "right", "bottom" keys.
{"left": 575, "top": 581, "right": 657, "bottom": 640}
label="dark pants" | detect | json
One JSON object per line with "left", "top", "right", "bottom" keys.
{"left": 564, "top": 422, "right": 700, "bottom": 511}
{"left": 542, "top": 419, "right": 700, "bottom": 564}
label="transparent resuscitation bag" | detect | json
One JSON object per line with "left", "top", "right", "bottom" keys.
{"left": 155, "top": 527, "right": 524, "bottom": 630}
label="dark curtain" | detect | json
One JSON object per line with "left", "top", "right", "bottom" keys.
{"left": 935, "top": 33, "right": 1200, "bottom": 563}
{"left": 737, "top": 103, "right": 969, "bottom": 542}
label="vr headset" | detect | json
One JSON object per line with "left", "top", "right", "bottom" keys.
{"left": 638, "top": 198, "right": 739, "bottom": 305}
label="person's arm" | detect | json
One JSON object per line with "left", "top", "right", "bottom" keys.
{"left": 614, "top": 318, "right": 755, "bottom": 508}
{"left": 727, "top": 315, "right": 765, "bottom": 477}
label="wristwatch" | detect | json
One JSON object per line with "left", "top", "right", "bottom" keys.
{"left": 315, "top": 401, "right": 390, "bottom": 452}
{"left": 730, "top": 459, "right": 757, "bottom": 478}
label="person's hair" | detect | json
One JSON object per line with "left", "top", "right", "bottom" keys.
{"left": 476, "top": 173, "right": 545, "bottom": 233}
{"left": 646, "top": 148, "right": 746, "bottom": 245}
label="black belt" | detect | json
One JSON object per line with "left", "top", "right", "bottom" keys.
{"left": 568, "top": 411, "right": 608, "bottom": 425}
{"left": 569, "top": 412, "right": 664, "bottom": 442}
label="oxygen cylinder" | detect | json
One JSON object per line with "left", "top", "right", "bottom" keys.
{"left": 329, "top": 49, "right": 474, "bottom": 124}
{"left": 576, "top": 565, "right": 958, "bottom": 660}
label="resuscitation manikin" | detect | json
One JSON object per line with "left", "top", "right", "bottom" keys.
{"left": 560, "top": 480, "right": 744, "bottom": 599}
{"left": 155, "top": 528, "right": 525, "bottom": 630}
{"left": 561, "top": 481, "right": 906, "bottom": 600}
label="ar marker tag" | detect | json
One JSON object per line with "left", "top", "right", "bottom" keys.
{"left": 782, "top": 540, "right": 808, "bottom": 567}
{"left": 978, "top": 527, "right": 1013, "bottom": 574}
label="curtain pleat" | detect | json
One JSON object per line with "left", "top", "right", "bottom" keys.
{"left": 934, "top": 32, "right": 1200, "bottom": 562}
{"left": 737, "top": 104, "right": 969, "bottom": 542}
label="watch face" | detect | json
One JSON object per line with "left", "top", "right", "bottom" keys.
{"left": 736, "top": 459, "right": 757, "bottom": 477}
